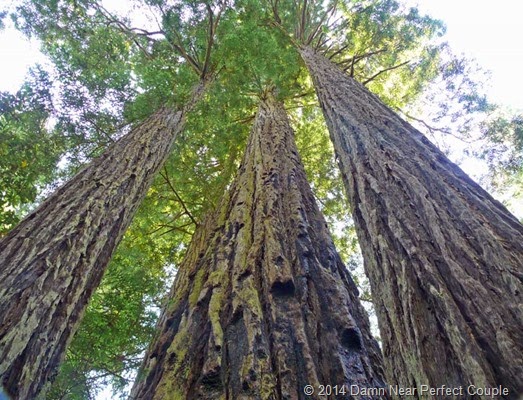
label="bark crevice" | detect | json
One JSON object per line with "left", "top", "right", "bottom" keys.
{"left": 0, "top": 79, "right": 209, "bottom": 399}
{"left": 130, "top": 93, "right": 387, "bottom": 399}
{"left": 300, "top": 45, "right": 523, "bottom": 399}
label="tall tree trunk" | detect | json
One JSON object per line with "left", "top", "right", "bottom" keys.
{"left": 299, "top": 46, "right": 523, "bottom": 399}
{"left": 0, "top": 81, "right": 207, "bottom": 400}
{"left": 130, "top": 92, "right": 387, "bottom": 399}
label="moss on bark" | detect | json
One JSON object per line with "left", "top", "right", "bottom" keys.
{"left": 130, "top": 92, "right": 387, "bottom": 399}
{"left": 300, "top": 46, "right": 523, "bottom": 399}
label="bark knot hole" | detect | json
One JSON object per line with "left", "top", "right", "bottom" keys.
{"left": 270, "top": 280, "right": 295, "bottom": 298}
{"left": 341, "top": 328, "right": 362, "bottom": 351}
{"left": 239, "top": 270, "right": 252, "bottom": 281}
{"left": 201, "top": 367, "right": 222, "bottom": 390}
{"left": 274, "top": 255, "right": 285, "bottom": 266}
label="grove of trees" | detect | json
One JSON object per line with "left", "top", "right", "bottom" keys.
{"left": 0, "top": 0, "right": 521, "bottom": 399}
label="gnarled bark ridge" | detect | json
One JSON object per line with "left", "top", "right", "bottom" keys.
{"left": 130, "top": 92, "right": 387, "bottom": 399}
{"left": 300, "top": 46, "right": 523, "bottom": 399}
{"left": 0, "top": 82, "right": 207, "bottom": 400}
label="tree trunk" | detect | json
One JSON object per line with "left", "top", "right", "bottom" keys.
{"left": 299, "top": 46, "right": 523, "bottom": 399}
{"left": 130, "top": 92, "right": 387, "bottom": 399}
{"left": 0, "top": 81, "right": 207, "bottom": 400}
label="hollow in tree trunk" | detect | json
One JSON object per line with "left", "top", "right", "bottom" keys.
{"left": 299, "top": 46, "right": 523, "bottom": 399}
{"left": 0, "top": 81, "right": 207, "bottom": 400}
{"left": 130, "top": 91, "right": 388, "bottom": 399}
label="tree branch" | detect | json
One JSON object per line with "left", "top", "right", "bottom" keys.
{"left": 313, "top": 31, "right": 328, "bottom": 51}
{"left": 160, "top": 167, "right": 198, "bottom": 227}
{"left": 306, "top": 1, "right": 338, "bottom": 45}
{"left": 201, "top": 1, "right": 227, "bottom": 78}
{"left": 338, "top": 48, "right": 387, "bottom": 67}
{"left": 167, "top": 28, "right": 203, "bottom": 75}
{"left": 270, "top": 0, "right": 281, "bottom": 24}
{"left": 268, "top": 19, "right": 300, "bottom": 48}
{"left": 362, "top": 60, "right": 409, "bottom": 85}
{"left": 328, "top": 43, "right": 350, "bottom": 60}
{"left": 396, "top": 108, "right": 475, "bottom": 143}
{"left": 158, "top": 222, "right": 194, "bottom": 237}
{"left": 93, "top": 3, "right": 154, "bottom": 60}
{"left": 300, "top": 0, "right": 308, "bottom": 42}
{"left": 127, "top": 27, "right": 165, "bottom": 37}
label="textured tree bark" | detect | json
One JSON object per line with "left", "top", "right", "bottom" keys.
{"left": 299, "top": 46, "right": 523, "bottom": 399}
{"left": 130, "top": 92, "right": 388, "bottom": 399}
{"left": 0, "top": 82, "right": 207, "bottom": 400}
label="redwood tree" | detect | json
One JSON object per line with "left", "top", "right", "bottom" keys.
{"left": 0, "top": 89, "right": 205, "bottom": 400}
{"left": 0, "top": 0, "right": 229, "bottom": 396}
{"left": 130, "top": 92, "right": 387, "bottom": 399}
{"left": 299, "top": 46, "right": 523, "bottom": 398}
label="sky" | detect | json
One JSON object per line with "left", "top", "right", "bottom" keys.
{"left": 401, "top": 0, "right": 523, "bottom": 218}
{"left": 403, "top": 0, "right": 523, "bottom": 112}
{"left": 1, "top": 1, "right": 523, "bottom": 111}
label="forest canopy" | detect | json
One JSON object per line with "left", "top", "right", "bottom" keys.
{"left": 1, "top": 0, "right": 522, "bottom": 398}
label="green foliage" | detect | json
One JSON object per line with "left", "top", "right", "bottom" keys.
{"left": 0, "top": 69, "right": 64, "bottom": 234}
{"left": 13, "top": 0, "right": 137, "bottom": 167}
{"left": 331, "top": 0, "right": 444, "bottom": 107}
{"left": 46, "top": 193, "right": 183, "bottom": 399}
{"left": 216, "top": 1, "right": 303, "bottom": 97}
{"left": 477, "top": 112, "right": 523, "bottom": 205}
{"left": 481, "top": 113, "right": 523, "bottom": 168}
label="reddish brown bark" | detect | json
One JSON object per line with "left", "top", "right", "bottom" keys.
{"left": 130, "top": 92, "right": 388, "bottom": 399}
{"left": 300, "top": 46, "right": 523, "bottom": 399}
{"left": 0, "top": 82, "right": 207, "bottom": 400}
